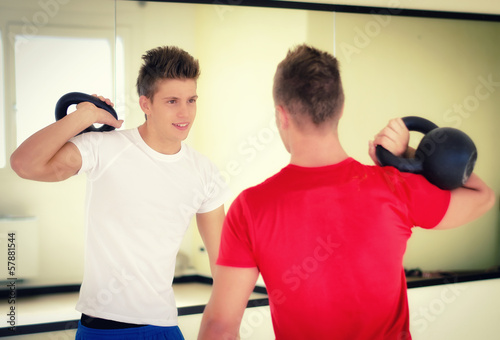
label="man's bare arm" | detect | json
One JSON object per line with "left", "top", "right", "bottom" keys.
{"left": 10, "top": 97, "right": 122, "bottom": 182}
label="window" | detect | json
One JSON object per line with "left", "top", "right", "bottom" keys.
{"left": 14, "top": 35, "right": 119, "bottom": 146}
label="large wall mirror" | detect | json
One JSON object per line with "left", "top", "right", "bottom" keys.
{"left": 0, "top": 0, "right": 498, "bottom": 332}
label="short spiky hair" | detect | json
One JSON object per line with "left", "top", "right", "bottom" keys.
{"left": 273, "top": 44, "right": 344, "bottom": 126}
{"left": 136, "top": 46, "right": 200, "bottom": 100}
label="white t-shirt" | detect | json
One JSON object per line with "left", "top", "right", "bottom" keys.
{"left": 70, "top": 128, "right": 230, "bottom": 326}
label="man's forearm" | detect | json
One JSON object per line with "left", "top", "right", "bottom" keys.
{"left": 198, "top": 312, "right": 240, "bottom": 340}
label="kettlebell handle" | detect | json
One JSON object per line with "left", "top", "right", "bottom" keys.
{"left": 55, "top": 92, "right": 118, "bottom": 135}
{"left": 375, "top": 116, "right": 437, "bottom": 174}
{"left": 400, "top": 116, "right": 438, "bottom": 134}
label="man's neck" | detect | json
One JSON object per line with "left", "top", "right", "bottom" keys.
{"left": 138, "top": 123, "right": 181, "bottom": 155}
{"left": 288, "top": 130, "right": 349, "bottom": 167}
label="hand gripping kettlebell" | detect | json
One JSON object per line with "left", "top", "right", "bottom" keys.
{"left": 55, "top": 92, "right": 118, "bottom": 135}
{"left": 375, "top": 116, "right": 477, "bottom": 190}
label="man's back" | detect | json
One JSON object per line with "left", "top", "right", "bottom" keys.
{"left": 218, "top": 158, "right": 450, "bottom": 339}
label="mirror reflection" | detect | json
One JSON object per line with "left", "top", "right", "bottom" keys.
{"left": 0, "top": 0, "right": 498, "bottom": 332}
{"left": 335, "top": 12, "right": 500, "bottom": 272}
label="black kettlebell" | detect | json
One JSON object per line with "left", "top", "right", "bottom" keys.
{"left": 376, "top": 116, "right": 477, "bottom": 190}
{"left": 55, "top": 92, "right": 118, "bottom": 135}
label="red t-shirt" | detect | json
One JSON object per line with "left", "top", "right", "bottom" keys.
{"left": 218, "top": 158, "right": 451, "bottom": 340}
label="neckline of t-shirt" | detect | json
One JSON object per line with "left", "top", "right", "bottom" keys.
{"left": 285, "top": 157, "right": 355, "bottom": 172}
{"left": 131, "top": 128, "right": 186, "bottom": 162}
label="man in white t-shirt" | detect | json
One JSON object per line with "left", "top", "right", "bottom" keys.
{"left": 11, "top": 46, "right": 230, "bottom": 340}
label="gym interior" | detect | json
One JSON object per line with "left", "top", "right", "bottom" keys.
{"left": 0, "top": 0, "right": 499, "bottom": 339}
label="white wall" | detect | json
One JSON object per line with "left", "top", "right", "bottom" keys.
{"left": 407, "top": 278, "right": 500, "bottom": 339}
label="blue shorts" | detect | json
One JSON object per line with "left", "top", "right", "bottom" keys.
{"left": 75, "top": 321, "right": 185, "bottom": 340}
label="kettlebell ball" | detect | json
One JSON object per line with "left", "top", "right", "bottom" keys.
{"left": 376, "top": 116, "right": 477, "bottom": 190}
{"left": 55, "top": 92, "right": 118, "bottom": 135}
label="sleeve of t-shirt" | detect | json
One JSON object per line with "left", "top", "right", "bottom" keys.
{"left": 68, "top": 132, "right": 100, "bottom": 175}
{"left": 398, "top": 172, "right": 451, "bottom": 229}
{"left": 197, "top": 160, "right": 232, "bottom": 214}
{"left": 217, "top": 192, "right": 258, "bottom": 268}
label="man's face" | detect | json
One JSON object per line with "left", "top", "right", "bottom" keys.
{"left": 144, "top": 78, "right": 198, "bottom": 145}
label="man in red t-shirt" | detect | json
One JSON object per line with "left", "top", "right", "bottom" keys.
{"left": 198, "top": 44, "right": 495, "bottom": 340}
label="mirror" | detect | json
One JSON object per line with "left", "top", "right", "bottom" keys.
{"left": 0, "top": 0, "right": 498, "bottom": 331}
{"left": 334, "top": 12, "right": 500, "bottom": 272}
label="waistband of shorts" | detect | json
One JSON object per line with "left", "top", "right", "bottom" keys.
{"left": 81, "top": 313, "right": 146, "bottom": 329}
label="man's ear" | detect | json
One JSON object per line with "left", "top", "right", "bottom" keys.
{"left": 339, "top": 104, "right": 344, "bottom": 120}
{"left": 139, "top": 95, "right": 151, "bottom": 116}
{"left": 275, "top": 105, "right": 290, "bottom": 130}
